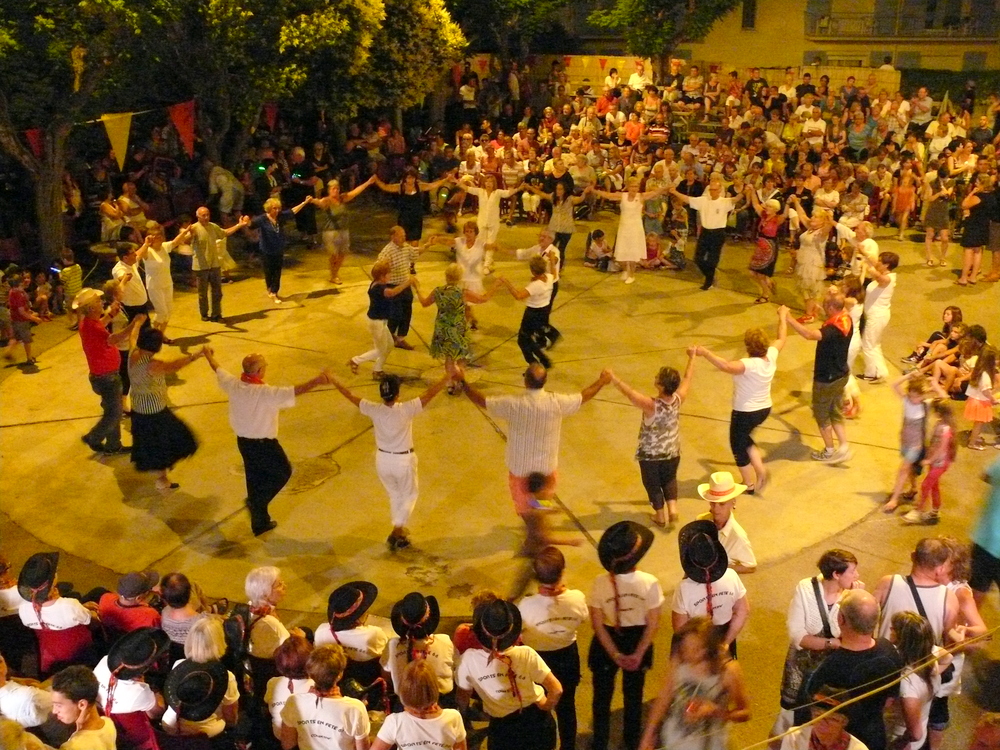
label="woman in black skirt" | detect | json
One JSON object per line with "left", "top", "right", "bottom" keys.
{"left": 128, "top": 327, "right": 201, "bottom": 491}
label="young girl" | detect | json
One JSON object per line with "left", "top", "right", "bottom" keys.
{"left": 892, "top": 169, "right": 917, "bottom": 240}
{"left": 929, "top": 329, "right": 985, "bottom": 396}
{"left": 902, "top": 401, "right": 957, "bottom": 524}
{"left": 884, "top": 373, "right": 928, "bottom": 513}
{"left": 415, "top": 263, "right": 493, "bottom": 393}
{"left": 965, "top": 345, "right": 997, "bottom": 450}
{"left": 374, "top": 660, "right": 466, "bottom": 750}
{"left": 903, "top": 306, "right": 962, "bottom": 365}
{"left": 32, "top": 272, "right": 53, "bottom": 320}
{"left": 584, "top": 230, "right": 615, "bottom": 271}
{"left": 841, "top": 275, "right": 865, "bottom": 419}
{"left": 348, "top": 260, "right": 415, "bottom": 380}
{"left": 885, "top": 612, "right": 949, "bottom": 750}
{"left": 914, "top": 322, "right": 966, "bottom": 374}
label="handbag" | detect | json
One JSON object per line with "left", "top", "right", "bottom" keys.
{"left": 779, "top": 577, "right": 834, "bottom": 709}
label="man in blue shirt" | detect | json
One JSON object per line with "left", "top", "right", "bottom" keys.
{"left": 971, "top": 456, "right": 1000, "bottom": 608}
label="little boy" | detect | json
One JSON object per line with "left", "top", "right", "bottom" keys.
{"left": 2, "top": 273, "right": 42, "bottom": 365}
{"left": 60, "top": 249, "right": 83, "bottom": 329}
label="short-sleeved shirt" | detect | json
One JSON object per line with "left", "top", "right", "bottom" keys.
{"left": 377, "top": 241, "right": 419, "bottom": 285}
{"left": 517, "top": 589, "right": 589, "bottom": 652}
{"left": 366, "top": 283, "right": 393, "bottom": 320}
{"left": 94, "top": 655, "right": 157, "bottom": 714}
{"left": 216, "top": 368, "right": 296, "bottom": 439}
{"left": 97, "top": 593, "right": 161, "bottom": 633}
{"left": 974, "top": 457, "right": 1000, "bottom": 558}
{"left": 280, "top": 693, "right": 370, "bottom": 750}
{"left": 314, "top": 624, "right": 388, "bottom": 662}
{"left": 251, "top": 211, "right": 295, "bottom": 256}
{"left": 358, "top": 398, "right": 423, "bottom": 453}
{"left": 112, "top": 261, "right": 148, "bottom": 306}
{"left": 524, "top": 275, "right": 554, "bottom": 308}
{"left": 588, "top": 570, "right": 664, "bottom": 628}
{"left": 8, "top": 288, "right": 31, "bottom": 322}
{"left": 60, "top": 718, "right": 117, "bottom": 750}
{"left": 381, "top": 635, "right": 455, "bottom": 695}
{"left": 456, "top": 645, "right": 550, "bottom": 718}
{"left": 264, "top": 676, "right": 313, "bottom": 738}
{"left": 189, "top": 221, "right": 227, "bottom": 271}
{"left": 375, "top": 709, "right": 466, "bottom": 750}
{"left": 19, "top": 598, "right": 91, "bottom": 631}
{"left": 814, "top": 320, "right": 852, "bottom": 383}
{"left": 696, "top": 513, "right": 757, "bottom": 570}
{"left": 671, "top": 568, "right": 747, "bottom": 625}
{"left": 249, "top": 613, "right": 290, "bottom": 658}
{"left": 486, "top": 389, "right": 583, "bottom": 476}
{"left": 80, "top": 316, "right": 121, "bottom": 376}
{"left": 733, "top": 346, "right": 778, "bottom": 411}
{"left": 687, "top": 195, "right": 735, "bottom": 229}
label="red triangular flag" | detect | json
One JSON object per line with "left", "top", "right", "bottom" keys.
{"left": 599, "top": 58, "right": 608, "bottom": 71}
{"left": 477, "top": 56, "right": 489, "bottom": 72}
{"left": 263, "top": 103, "right": 278, "bottom": 131}
{"left": 24, "top": 129, "right": 43, "bottom": 159}
{"left": 168, "top": 101, "right": 196, "bottom": 158}
{"left": 563, "top": 56, "right": 572, "bottom": 68}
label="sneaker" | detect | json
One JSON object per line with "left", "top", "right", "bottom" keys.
{"left": 901, "top": 509, "right": 923, "bottom": 525}
{"left": 100, "top": 445, "right": 131, "bottom": 455}
{"left": 830, "top": 443, "right": 853, "bottom": 463}
{"left": 810, "top": 447, "right": 836, "bottom": 461}
{"left": 901, "top": 354, "right": 920, "bottom": 364}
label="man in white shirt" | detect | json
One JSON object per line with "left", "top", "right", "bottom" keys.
{"left": 670, "top": 175, "right": 737, "bottom": 289}
{"left": 511, "top": 229, "right": 562, "bottom": 345}
{"left": 695, "top": 473, "right": 757, "bottom": 573}
{"left": 50, "top": 666, "right": 117, "bottom": 750}
{"left": 803, "top": 108, "right": 828, "bottom": 147}
{"left": 204, "top": 347, "right": 330, "bottom": 536}
{"left": 111, "top": 244, "right": 150, "bottom": 323}
{"left": 328, "top": 372, "right": 449, "bottom": 550}
{"left": 627, "top": 60, "right": 651, "bottom": 92}
{"left": 454, "top": 362, "right": 609, "bottom": 522}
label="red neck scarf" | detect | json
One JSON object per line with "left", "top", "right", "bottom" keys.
{"left": 241, "top": 373, "right": 264, "bottom": 384}
{"left": 824, "top": 310, "right": 852, "bottom": 336}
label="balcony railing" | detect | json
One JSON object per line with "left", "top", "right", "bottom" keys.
{"left": 805, "top": 11, "right": 998, "bottom": 39}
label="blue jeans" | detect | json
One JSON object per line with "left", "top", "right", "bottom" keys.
{"left": 86, "top": 372, "right": 123, "bottom": 449}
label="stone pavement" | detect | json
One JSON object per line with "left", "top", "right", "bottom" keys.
{"left": 2, "top": 198, "right": 998, "bottom": 748}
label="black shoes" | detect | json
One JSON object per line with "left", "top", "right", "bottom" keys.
{"left": 387, "top": 533, "right": 411, "bottom": 550}
{"left": 252, "top": 520, "right": 278, "bottom": 537}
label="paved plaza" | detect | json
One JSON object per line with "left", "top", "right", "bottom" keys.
{"left": 2, "top": 201, "right": 998, "bottom": 748}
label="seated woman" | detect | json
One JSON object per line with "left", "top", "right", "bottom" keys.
{"left": 382, "top": 593, "right": 455, "bottom": 707}
{"left": 928, "top": 328, "right": 986, "bottom": 396}
{"left": 159, "top": 573, "right": 207, "bottom": 657}
{"left": 314, "top": 581, "right": 386, "bottom": 684}
{"left": 162, "top": 617, "right": 239, "bottom": 742}
{"left": 265, "top": 634, "right": 313, "bottom": 741}
{"left": 902, "top": 306, "right": 962, "bottom": 366}
{"left": 373, "top": 660, "right": 466, "bottom": 750}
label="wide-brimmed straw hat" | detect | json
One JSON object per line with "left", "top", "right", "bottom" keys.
{"left": 697, "top": 472, "right": 747, "bottom": 503}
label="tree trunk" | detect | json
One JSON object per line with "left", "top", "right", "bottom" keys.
{"left": 34, "top": 122, "right": 71, "bottom": 263}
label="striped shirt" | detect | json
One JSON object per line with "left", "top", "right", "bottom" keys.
{"left": 376, "top": 241, "right": 419, "bottom": 284}
{"left": 485, "top": 389, "right": 583, "bottom": 475}
{"left": 128, "top": 350, "right": 168, "bottom": 414}
{"left": 60, "top": 264, "right": 83, "bottom": 300}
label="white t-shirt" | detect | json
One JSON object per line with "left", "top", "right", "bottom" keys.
{"left": 249, "top": 613, "right": 290, "bottom": 658}
{"left": 314, "top": 624, "right": 388, "bottom": 662}
{"left": 358, "top": 398, "right": 423, "bottom": 453}
{"left": 112, "top": 260, "right": 148, "bottom": 306}
{"left": 967, "top": 371, "right": 993, "bottom": 403}
{"left": 524, "top": 274, "right": 554, "bottom": 308}
{"left": 0, "top": 586, "right": 24, "bottom": 618}
{"left": 516, "top": 245, "right": 560, "bottom": 283}
{"left": 588, "top": 570, "right": 664, "bottom": 628}
{"left": 456, "top": 645, "right": 550, "bottom": 718}
{"left": 687, "top": 195, "right": 735, "bottom": 229}
{"left": 143, "top": 242, "right": 175, "bottom": 289}
{"left": 888, "top": 666, "right": 940, "bottom": 750}
{"left": 732, "top": 346, "right": 778, "bottom": 411}
{"left": 60, "top": 717, "right": 117, "bottom": 750}
{"left": 696, "top": 513, "right": 757, "bottom": 569}
{"left": 803, "top": 118, "right": 828, "bottom": 146}
{"left": 264, "top": 676, "right": 313, "bottom": 738}
{"left": 864, "top": 273, "right": 896, "bottom": 316}
{"left": 0, "top": 680, "right": 52, "bottom": 727}
{"left": 280, "top": 693, "right": 370, "bottom": 750}
{"left": 381, "top": 635, "right": 455, "bottom": 695}
{"left": 216, "top": 368, "right": 296, "bottom": 439}
{"left": 672, "top": 568, "right": 747, "bottom": 625}
{"left": 517, "top": 589, "right": 589, "bottom": 652}
{"left": 375, "top": 709, "right": 466, "bottom": 750}
{"left": 94, "top": 656, "right": 157, "bottom": 715}
{"left": 161, "top": 661, "right": 239, "bottom": 738}
{"left": 18, "top": 598, "right": 91, "bottom": 631}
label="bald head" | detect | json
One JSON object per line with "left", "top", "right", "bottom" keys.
{"left": 839, "top": 589, "right": 879, "bottom": 636}
{"left": 242, "top": 354, "right": 266, "bottom": 377}
{"left": 524, "top": 364, "right": 548, "bottom": 390}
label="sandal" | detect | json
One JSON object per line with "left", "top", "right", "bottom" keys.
{"left": 347, "top": 359, "right": 359, "bottom": 375}
{"left": 753, "top": 296, "right": 769, "bottom": 304}
{"left": 926, "top": 260, "right": 936, "bottom": 267}
{"left": 969, "top": 441, "right": 986, "bottom": 451}
{"left": 882, "top": 501, "right": 898, "bottom": 513}
{"left": 651, "top": 515, "right": 667, "bottom": 529}
{"left": 955, "top": 279, "right": 968, "bottom": 286}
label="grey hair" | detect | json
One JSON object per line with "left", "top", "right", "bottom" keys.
{"left": 245, "top": 565, "right": 281, "bottom": 606}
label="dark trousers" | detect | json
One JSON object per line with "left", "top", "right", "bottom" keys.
{"left": 388, "top": 285, "right": 414, "bottom": 338}
{"left": 543, "top": 282, "right": 561, "bottom": 345}
{"left": 589, "top": 626, "right": 651, "bottom": 750}
{"left": 262, "top": 253, "right": 283, "bottom": 294}
{"left": 86, "top": 372, "right": 123, "bottom": 449}
{"left": 729, "top": 407, "right": 771, "bottom": 466}
{"left": 236, "top": 437, "right": 291, "bottom": 531}
{"left": 196, "top": 267, "right": 223, "bottom": 318}
{"left": 553, "top": 233, "right": 572, "bottom": 269}
{"left": 694, "top": 228, "right": 726, "bottom": 288}
{"left": 638, "top": 456, "right": 680, "bottom": 510}
{"left": 539, "top": 642, "right": 581, "bottom": 750}
{"left": 487, "top": 704, "right": 557, "bottom": 750}
{"left": 118, "top": 350, "right": 131, "bottom": 396}
{"left": 518, "top": 306, "right": 551, "bottom": 367}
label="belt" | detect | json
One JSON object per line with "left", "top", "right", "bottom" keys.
{"left": 378, "top": 448, "right": 414, "bottom": 455}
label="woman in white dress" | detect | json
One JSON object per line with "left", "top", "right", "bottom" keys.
{"left": 143, "top": 221, "right": 192, "bottom": 343}
{"left": 787, "top": 198, "right": 832, "bottom": 323}
{"left": 427, "top": 222, "right": 487, "bottom": 329}
{"left": 592, "top": 178, "right": 670, "bottom": 284}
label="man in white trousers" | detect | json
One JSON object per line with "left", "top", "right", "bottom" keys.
{"left": 329, "top": 372, "right": 450, "bottom": 550}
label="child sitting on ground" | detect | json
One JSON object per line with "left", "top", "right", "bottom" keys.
{"left": 584, "top": 229, "right": 615, "bottom": 271}
{"left": 902, "top": 305, "right": 962, "bottom": 365}
{"left": 912, "top": 322, "right": 966, "bottom": 374}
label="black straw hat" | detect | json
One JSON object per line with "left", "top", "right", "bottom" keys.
{"left": 472, "top": 599, "right": 522, "bottom": 652}
{"left": 597, "top": 521, "right": 654, "bottom": 574}
{"left": 678, "top": 520, "right": 729, "bottom": 584}
{"left": 164, "top": 660, "right": 229, "bottom": 722}
{"left": 327, "top": 581, "right": 378, "bottom": 631}
{"left": 17, "top": 552, "right": 59, "bottom": 603}
{"left": 390, "top": 592, "right": 440, "bottom": 639}
{"left": 108, "top": 627, "right": 171, "bottom": 680}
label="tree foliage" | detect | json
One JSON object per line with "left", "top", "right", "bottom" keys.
{"left": 447, "top": 0, "right": 567, "bottom": 64}
{"left": 588, "top": 0, "right": 742, "bottom": 60}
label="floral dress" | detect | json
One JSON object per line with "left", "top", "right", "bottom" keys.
{"left": 429, "top": 285, "right": 472, "bottom": 360}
